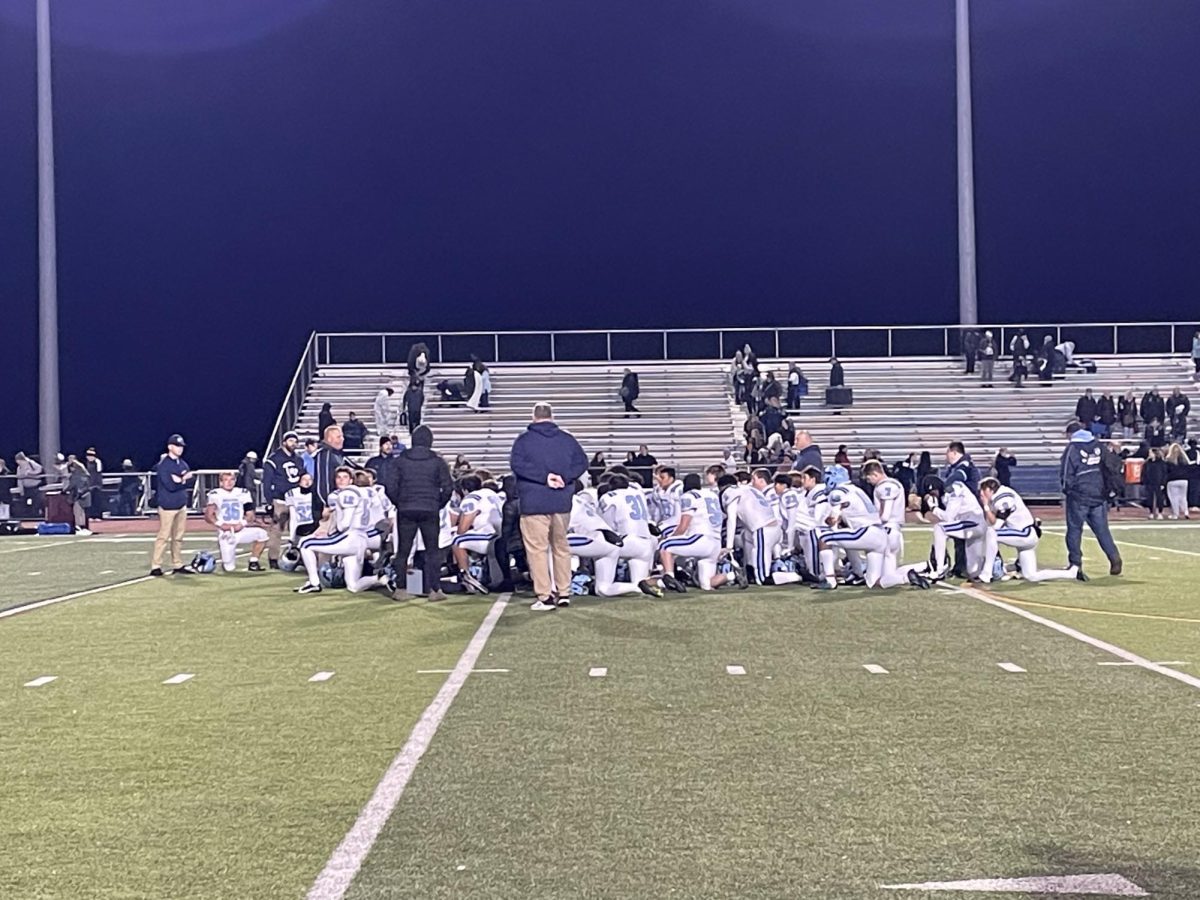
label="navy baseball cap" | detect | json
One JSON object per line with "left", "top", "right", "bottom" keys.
{"left": 167, "top": 433, "right": 187, "bottom": 447}
{"left": 283, "top": 430, "right": 300, "bottom": 442}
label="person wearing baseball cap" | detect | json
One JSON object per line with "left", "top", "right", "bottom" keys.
{"left": 150, "top": 434, "right": 197, "bottom": 576}
{"left": 263, "top": 431, "right": 306, "bottom": 567}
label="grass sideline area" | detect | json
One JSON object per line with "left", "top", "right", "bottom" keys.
{"left": 1, "top": 525, "right": 1198, "bottom": 898}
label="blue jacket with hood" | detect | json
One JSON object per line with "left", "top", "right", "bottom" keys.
{"left": 1060, "top": 428, "right": 1106, "bottom": 502}
{"left": 510, "top": 420, "right": 589, "bottom": 515}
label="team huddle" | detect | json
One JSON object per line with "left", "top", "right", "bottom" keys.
{"left": 195, "top": 435, "right": 1081, "bottom": 599}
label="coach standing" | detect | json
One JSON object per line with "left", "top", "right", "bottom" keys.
{"left": 1061, "top": 423, "right": 1123, "bottom": 578}
{"left": 263, "top": 430, "right": 305, "bottom": 568}
{"left": 510, "top": 402, "right": 588, "bottom": 610}
{"left": 150, "top": 434, "right": 196, "bottom": 576}
{"left": 385, "top": 425, "right": 453, "bottom": 602}
{"left": 311, "top": 425, "right": 346, "bottom": 514}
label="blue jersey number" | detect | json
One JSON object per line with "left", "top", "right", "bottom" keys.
{"left": 221, "top": 500, "right": 242, "bottom": 521}
{"left": 625, "top": 494, "right": 648, "bottom": 521}
{"left": 704, "top": 497, "right": 723, "bottom": 528}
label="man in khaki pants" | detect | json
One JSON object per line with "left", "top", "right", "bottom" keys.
{"left": 150, "top": 434, "right": 197, "bottom": 576}
{"left": 510, "top": 403, "right": 588, "bottom": 610}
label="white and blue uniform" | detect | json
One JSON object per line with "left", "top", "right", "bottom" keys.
{"left": 365, "top": 484, "right": 395, "bottom": 553}
{"left": 600, "top": 487, "right": 657, "bottom": 584}
{"left": 659, "top": 488, "right": 724, "bottom": 590}
{"left": 284, "top": 487, "right": 315, "bottom": 543}
{"left": 930, "top": 481, "right": 987, "bottom": 578}
{"left": 568, "top": 492, "right": 640, "bottom": 596}
{"left": 723, "top": 484, "right": 782, "bottom": 584}
{"left": 985, "top": 486, "right": 1076, "bottom": 582}
{"left": 872, "top": 476, "right": 915, "bottom": 588}
{"left": 819, "top": 483, "right": 889, "bottom": 588}
{"left": 300, "top": 486, "right": 388, "bottom": 592}
{"left": 652, "top": 479, "right": 684, "bottom": 538}
{"left": 453, "top": 489, "right": 502, "bottom": 556}
{"left": 208, "top": 486, "right": 267, "bottom": 572}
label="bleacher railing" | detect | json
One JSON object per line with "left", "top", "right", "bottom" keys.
{"left": 265, "top": 331, "right": 320, "bottom": 458}
{"left": 311, "top": 321, "right": 1199, "bottom": 368}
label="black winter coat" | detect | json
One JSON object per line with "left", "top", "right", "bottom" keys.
{"left": 383, "top": 446, "right": 452, "bottom": 513}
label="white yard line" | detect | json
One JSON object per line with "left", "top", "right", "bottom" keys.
{"left": 162, "top": 673, "right": 195, "bottom": 685}
{"left": 997, "top": 662, "right": 1026, "bottom": 673}
{"left": 950, "top": 584, "right": 1200, "bottom": 692}
{"left": 0, "top": 540, "right": 74, "bottom": 555}
{"left": 0, "top": 574, "right": 155, "bottom": 620}
{"left": 725, "top": 664, "right": 747, "bottom": 676}
{"left": 306, "top": 593, "right": 511, "bottom": 900}
{"left": 862, "top": 664, "right": 889, "bottom": 675}
{"left": 415, "top": 668, "right": 510, "bottom": 675}
{"left": 309, "top": 671, "right": 336, "bottom": 683}
{"left": 588, "top": 667, "right": 608, "bottom": 678}
{"left": 24, "top": 675, "right": 57, "bottom": 687}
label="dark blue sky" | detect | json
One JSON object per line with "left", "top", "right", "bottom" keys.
{"left": 1, "top": 0, "right": 1198, "bottom": 467}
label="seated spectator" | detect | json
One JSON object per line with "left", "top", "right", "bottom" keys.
{"left": 892, "top": 453, "right": 916, "bottom": 496}
{"left": 760, "top": 397, "right": 785, "bottom": 438}
{"left": 778, "top": 412, "right": 796, "bottom": 448}
{"left": 342, "top": 412, "right": 367, "bottom": 450}
{"left": 588, "top": 452, "right": 607, "bottom": 486}
{"left": 629, "top": 445, "right": 657, "bottom": 487}
{"left": 993, "top": 447, "right": 1017, "bottom": 487}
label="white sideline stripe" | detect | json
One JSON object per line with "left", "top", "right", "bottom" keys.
{"left": 307, "top": 593, "right": 511, "bottom": 900}
{"left": 0, "top": 574, "right": 155, "bottom": 621}
{"left": 24, "top": 675, "right": 57, "bottom": 687}
{"left": 863, "top": 664, "right": 889, "bottom": 675}
{"left": 0, "top": 540, "right": 74, "bottom": 555}
{"left": 1099, "top": 660, "right": 1187, "bottom": 667}
{"left": 309, "top": 671, "right": 336, "bottom": 682}
{"left": 26, "top": 572, "right": 42, "bottom": 576}
{"left": 951, "top": 584, "right": 1200, "bottom": 692}
{"left": 99, "top": 569, "right": 115, "bottom": 574}
{"left": 588, "top": 667, "right": 607, "bottom": 678}
{"left": 881, "top": 872, "right": 1148, "bottom": 895}
{"left": 415, "top": 668, "right": 509, "bottom": 674}
{"left": 162, "top": 673, "right": 194, "bottom": 685}
{"left": 726, "top": 664, "right": 747, "bottom": 675}
{"left": 997, "top": 662, "right": 1027, "bottom": 673}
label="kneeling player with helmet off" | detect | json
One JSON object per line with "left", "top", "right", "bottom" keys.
{"left": 862, "top": 461, "right": 931, "bottom": 589}
{"left": 979, "top": 477, "right": 1082, "bottom": 582}
{"left": 205, "top": 471, "right": 268, "bottom": 573}
{"left": 722, "top": 469, "right": 785, "bottom": 585}
{"left": 295, "top": 466, "right": 391, "bottom": 595}
{"left": 813, "top": 479, "right": 890, "bottom": 590}
{"left": 660, "top": 474, "right": 743, "bottom": 591}
{"left": 599, "top": 473, "right": 665, "bottom": 597}
{"left": 927, "top": 480, "right": 988, "bottom": 581}
{"left": 452, "top": 475, "right": 503, "bottom": 594}
{"left": 568, "top": 483, "right": 654, "bottom": 596}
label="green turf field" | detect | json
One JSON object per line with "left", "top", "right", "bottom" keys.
{"left": 2, "top": 526, "right": 1199, "bottom": 899}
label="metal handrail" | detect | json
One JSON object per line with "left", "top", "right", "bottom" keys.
{"left": 264, "top": 331, "right": 319, "bottom": 457}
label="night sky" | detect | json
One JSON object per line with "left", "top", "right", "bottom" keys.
{"left": 1, "top": 0, "right": 1198, "bottom": 468}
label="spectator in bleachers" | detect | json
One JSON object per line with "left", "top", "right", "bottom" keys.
{"left": 1009, "top": 329, "right": 1029, "bottom": 368}
{"left": 790, "top": 430, "right": 823, "bottom": 474}
{"left": 1097, "top": 392, "right": 1117, "bottom": 438}
{"left": 1165, "top": 444, "right": 1191, "bottom": 519}
{"left": 1168, "top": 388, "right": 1190, "bottom": 441}
{"left": 1036, "top": 336, "right": 1055, "bottom": 382}
{"left": 1141, "top": 447, "right": 1167, "bottom": 519}
{"left": 829, "top": 357, "right": 845, "bottom": 388}
{"left": 374, "top": 387, "right": 396, "bottom": 437}
{"left": 465, "top": 357, "right": 487, "bottom": 412}
{"left": 1008, "top": 353, "right": 1027, "bottom": 387}
{"left": 834, "top": 444, "right": 851, "bottom": 472}
{"left": 786, "top": 364, "right": 808, "bottom": 409}
{"left": 1192, "top": 331, "right": 1200, "bottom": 377}
{"left": 1141, "top": 388, "right": 1165, "bottom": 427}
{"left": 452, "top": 455, "right": 473, "bottom": 479}
{"left": 117, "top": 459, "right": 141, "bottom": 516}
{"left": 993, "top": 447, "right": 1017, "bottom": 487}
{"left": 1074, "top": 389, "right": 1098, "bottom": 431}
{"left": 1145, "top": 418, "right": 1166, "bottom": 450}
{"left": 744, "top": 417, "right": 765, "bottom": 463}
{"left": 587, "top": 452, "right": 607, "bottom": 486}
{"left": 742, "top": 343, "right": 758, "bottom": 373}
{"left": 1118, "top": 391, "right": 1139, "bottom": 438}
{"left": 761, "top": 371, "right": 782, "bottom": 407}
{"left": 342, "top": 412, "right": 367, "bottom": 450}
{"left": 629, "top": 445, "right": 657, "bottom": 487}
{"left": 402, "top": 383, "right": 424, "bottom": 434}
{"left": 620, "top": 367, "right": 640, "bottom": 415}
{"left": 962, "top": 329, "right": 979, "bottom": 374}
{"left": 778, "top": 411, "right": 796, "bottom": 448}
{"left": 49, "top": 453, "right": 68, "bottom": 486}
{"left": 760, "top": 396, "right": 784, "bottom": 438}
{"left": 318, "top": 402, "right": 335, "bottom": 437}
{"left": 978, "top": 331, "right": 996, "bottom": 386}
{"left": 892, "top": 453, "right": 916, "bottom": 497}
{"left": 301, "top": 438, "right": 318, "bottom": 476}
{"left": 1186, "top": 438, "right": 1200, "bottom": 510}
{"left": 407, "top": 342, "right": 432, "bottom": 388}
{"left": 0, "top": 458, "right": 11, "bottom": 520}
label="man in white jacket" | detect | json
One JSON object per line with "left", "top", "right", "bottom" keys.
{"left": 373, "top": 387, "right": 396, "bottom": 438}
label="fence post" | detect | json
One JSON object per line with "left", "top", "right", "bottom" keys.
{"left": 830, "top": 330, "right": 836, "bottom": 359}
{"left": 380, "top": 334, "right": 387, "bottom": 365}
{"left": 437, "top": 334, "right": 443, "bottom": 363}
{"left": 606, "top": 332, "right": 611, "bottom": 362}
{"left": 1112, "top": 324, "right": 1118, "bottom": 355}
{"left": 551, "top": 333, "right": 557, "bottom": 363}
{"left": 943, "top": 328, "right": 949, "bottom": 357}
{"left": 1171, "top": 324, "right": 1176, "bottom": 354}
{"left": 887, "top": 329, "right": 893, "bottom": 358}
{"left": 662, "top": 330, "right": 668, "bottom": 360}
{"left": 774, "top": 330, "right": 780, "bottom": 359}
{"left": 718, "top": 332, "right": 724, "bottom": 360}
{"left": 494, "top": 333, "right": 499, "bottom": 363}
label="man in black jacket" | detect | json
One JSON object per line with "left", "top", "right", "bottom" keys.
{"left": 263, "top": 431, "right": 306, "bottom": 568}
{"left": 383, "top": 425, "right": 453, "bottom": 602}
{"left": 620, "top": 368, "right": 640, "bottom": 415}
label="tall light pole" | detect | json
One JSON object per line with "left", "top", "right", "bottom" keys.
{"left": 37, "top": 0, "right": 61, "bottom": 467}
{"left": 955, "top": 0, "right": 979, "bottom": 326}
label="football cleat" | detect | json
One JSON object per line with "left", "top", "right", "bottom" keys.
{"left": 1032, "top": 518, "right": 1043, "bottom": 539}
{"left": 638, "top": 579, "right": 665, "bottom": 598}
{"left": 810, "top": 579, "right": 837, "bottom": 591}
{"left": 461, "top": 572, "right": 488, "bottom": 595}
{"left": 1074, "top": 567, "right": 1089, "bottom": 582}
{"left": 731, "top": 562, "right": 749, "bottom": 590}
{"left": 248, "top": 560, "right": 264, "bottom": 572}
{"left": 906, "top": 569, "right": 932, "bottom": 590}
{"left": 295, "top": 582, "right": 322, "bottom": 594}
{"left": 661, "top": 573, "right": 688, "bottom": 594}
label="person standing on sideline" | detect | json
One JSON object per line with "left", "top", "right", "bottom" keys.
{"left": 310, "top": 425, "right": 346, "bottom": 525}
{"left": 1060, "top": 423, "right": 1122, "bottom": 577}
{"left": 384, "top": 425, "right": 453, "bottom": 602}
{"left": 66, "top": 459, "right": 93, "bottom": 535}
{"left": 85, "top": 447, "right": 105, "bottom": 523}
{"left": 262, "top": 430, "right": 306, "bottom": 568}
{"left": 150, "top": 434, "right": 197, "bottom": 576}
{"left": 510, "top": 402, "right": 588, "bottom": 610}
{"left": 620, "top": 368, "right": 640, "bottom": 416}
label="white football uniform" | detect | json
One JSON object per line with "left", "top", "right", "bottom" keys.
{"left": 600, "top": 487, "right": 656, "bottom": 582}
{"left": 818, "top": 484, "right": 888, "bottom": 588}
{"left": 984, "top": 486, "right": 1076, "bottom": 582}
{"left": 454, "top": 490, "right": 500, "bottom": 556}
{"left": 568, "top": 493, "right": 639, "bottom": 597}
{"left": 300, "top": 486, "right": 387, "bottom": 593}
{"left": 723, "top": 485, "right": 782, "bottom": 584}
{"left": 660, "top": 488, "right": 724, "bottom": 589}
{"left": 652, "top": 480, "right": 684, "bottom": 537}
{"left": 365, "top": 484, "right": 395, "bottom": 552}
{"left": 284, "top": 487, "right": 315, "bottom": 543}
{"left": 207, "top": 487, "right": 267, "bottom": 572}
{"left": 872, "top": 476, "right": 914, "bottom": 588}
{"left": 930, "top": 482, "right": 987, "bottom": 579}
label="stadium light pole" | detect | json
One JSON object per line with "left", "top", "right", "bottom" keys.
{"left": 955, "top": 0, "right": 979, "bottom": 326}
{"left": 37, "top": 0, "right": 62, "bottom": 467}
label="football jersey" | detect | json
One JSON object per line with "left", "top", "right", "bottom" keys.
{"left": 459, "top": 490, "right": 499, "bottom": 536}
{"left": 652, "top": 480, "right": 684, "bottom": 530}
{"left": 476, "top": 488, "right": 505, "bottom": 532}
{"left": 989, "top": 486, "right": 1034, "bottom": 531}
{"left": 722, "top": 484, "right": 778, "bottom": 533}
{"left": 207, "top": 487, "right": 253, "bottom": 528}
{"left": 872, "top": 477, "right": 906, "bottom": 527}
{"left": 570, "top": 491, "right": 609, "bottom": 535}
{"left": 679, "top": 488, "right": 723, "bottom": 539}
{"left": 599, "top": 487, "right": 653, "bottom": 540}
{"left": 826, "top": 484, "right": 882, "bottom": 528}
{"left": 327, "top": 486, "right": 371, "bottom": 534}
{"left": 777, "top": 487, "right": 816, "bottom": 534}
{"left": 366, "top": 484, "right": 393, "bottom": 526}
{"left": 284, "top": 487, "right": 314, "bottom": 528}
{"left": 942, "top": 481, "right": 984, "bottom": 524}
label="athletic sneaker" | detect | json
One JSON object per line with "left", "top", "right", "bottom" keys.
{"left": 295, "top": 582, "right": 322, "bottom": 594}
{"left": 461, "top": 571, "right": 488, "bottom": 595}
{"left": 638, "top": 579, "right": 665, "bottom": 598}
{"left": 248, "top": 560, "right": 264, "bottom": 572}
{"left": 173, "top": 565, "right": 197, "bottom": 575}
{"left": 554, "top": 594, "right": 571, "bottom": 607}
{"left": 391, "top": 588, "right": 411, "bottom": 602}
{"left": 731, "top": 562, "right": 749, "bottom": 590}
{"left": 906, "top": 569, "right": 932, "bottom": 590}
{"left": 427, "top": 589, "right": 447, "bottom": 602}
{"left": 661, "top": 573, "right": 688, "bottom": 594}
{"left": 843, "top": 574, "right": 866, "bottom": 587}
{"left": 150, "top": 568, "right": 164, "bottom": 577}
{"left": 530, "top": 598, "right": 557, "bottom": 611}
{"left": 76, "top": 528, "right": 92, "bottom": 536}
{"left": 810, "top": 580, "right": 837, "bottom": 591}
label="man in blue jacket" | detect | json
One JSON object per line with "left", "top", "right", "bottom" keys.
{"left": 150, "top": 434, "right": 197, "bottom": 576}
{"left": 263, "top": 430, "right": 306, "bottom": 568}
{"left": 510, "top": 402, "right": 588, "bottom": 610}
{"left": 1061, "top": 423, "right": 1122, "bottom": 578}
